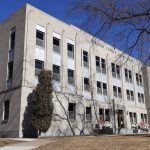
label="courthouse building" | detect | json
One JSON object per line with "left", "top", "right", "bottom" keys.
{"left": 0, "top": 4, "right": 150, "bottom": 137}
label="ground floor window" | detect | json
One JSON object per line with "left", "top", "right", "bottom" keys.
{"left": 68, "top": 103, "right": 76, "bottom": 120}
{"left": 3, "top": 100, "right": 10, "bottom": 122}
{"left": 86, "top": 107, "right": 91, "bottom": 121}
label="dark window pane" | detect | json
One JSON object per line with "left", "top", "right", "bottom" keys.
{"left": 10, "top": 32, "right": 15, "bottom": 49}
{"left": 8, "top": 62, "right": 13, "bottom": 80}
{"left": 53, "top": 37, "right": 60, "bottom": 46}
{"left": 101, "top": 58, "right": 106, "bottom": 68}
{"left": 53, "top": 65, "right": 60, "bottom": 74}
{"left": 35, "top": 60, "right": 44, "bottom": 69}
{"left": 86, "top": 107, "right": 91, "bottom": 114}
{"left": 68, "top": 43, "right": 74, "bottom": 51}
{"left": 4, "top": 100, "right": 10, "bottom": 121}
{"left": 103, "top": 83, "right": 107, "bottom": 89}
{"left": 68, "top": 69, "right": 74, "bottom": 78}
{"left": 84, "top": 78, "right": 89, "bottom": 85}
{"left": 96, "top": 56, "right": 100, "bottom": 66}
{"left": 36, "top": 30, "right": 44, "bottom": 40}
{"left": 97, "top": 81, "right": 101, "bottom": 88}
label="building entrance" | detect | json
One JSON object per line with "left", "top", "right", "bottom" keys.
{"left": 117, "top": 110, "right": 124, "bottom": 128}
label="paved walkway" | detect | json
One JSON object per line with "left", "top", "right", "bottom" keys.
{"left": 0, "top": 138, "right": 57, "bottom": 150}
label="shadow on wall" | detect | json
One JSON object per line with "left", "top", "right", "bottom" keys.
{"left": 22, "top": 92, "right": 38, "bottom": 138}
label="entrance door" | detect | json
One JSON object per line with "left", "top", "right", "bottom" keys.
{"left": 118, "top": 110, "right": 124, "bottom": 128}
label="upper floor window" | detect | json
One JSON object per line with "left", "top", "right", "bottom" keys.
{"left": 138, "top": 93, "right": 144, "bottom": 103}
{"left": 53, "top": 37, "right": 60, "bottom": 53}
{"left": 97, "top": 82, "right": 107, "bottom": 95}
{"left": 35, "top": 59, "right": 44, "bottom": 76}
{"left": 7, "top": 62, "right": 13, "bottom": 80}
{"left": 84, "top": 77, "right": 90, "bottom": 91}
{"left": 83, "top": 51, "right": 89, "bottom": 68}
{"left": 53, "top": 65, "right": 60, "bottom": 81}
{"left": 10, "top": 27, "right": 16, "bottom": 50}
{"left": 68, "top": 69, "right": 74, "bottom": 85}
{"left": 68, "top": 103, "right": 76, "bottom": 120}
{"left": 126, "top": 90, "right": 134, "bottom": 101}
{"left": 95, "top": 56, "right": 106, "bottom": 74}
{"left": 68, "top": 43, "right": 74, "bottom": 58}
{"left": 125, "top": 68, "right": 132, "bottom": 83}
{"left": 3, "top": 100, "right": 10, "bottom": 122}
{"left": 36, "top": 30, "right": 45, "bottom": 48}
{"left": 113, "top": 86, "right": 122, "bottom": 98}
{"left": 112, "top": 63, "right": 121, "bottom": 79}
{"left": 136, "top": 73, "right": 143, "bottom": 86}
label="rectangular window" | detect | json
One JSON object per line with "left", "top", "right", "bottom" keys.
{"left": 97, "top": 81, "right": 102, "bottom": 94}
{"left": 53, "top": 65, "right": 60, "bottom": 81}
{"left": 136, "top": 73, "right": 143, "bottom": 86}
{"left": 111, "top": 63, "right": 120, "bottom": 79}
{"left": 103, "top": 83, "right": 107, "bottom": 95}
{"left": 131, "top": 91, "right": 134, "bottom": 101}
{"left": 129, "top": 70, "right": 132, "bottom": 82}
{"left": 138, "top": 93, "right": 141, "bottom": 103}
{"left": 35, "top": 60, "right": 44, "bottom": 76}
{"left": 86, "top": 107, "right": 91, "bottom": 121}
{"left": 112, "top": 63, "right": 116, "bottom": 77}
{"left": 68, "top": 69, "right": 74, "bottom": 85}
{"left": 67, "top": 43, "right": 74, "bottom": 58}
{"left": 129, "top": 112, "right": 133, "bottom": 123}
{"left": 144, "top": 114, "right": 147, "bottom": 123}
{"left": 127, "top": 90, "right": 134, "bottom": 101}
{"left": 7, "top": 62, "right": 13, "bottom": 80}
{"left": 113, "top": 86, "right": 117, "bottom": 97}
{"left": 118, "top": 87, "right": 122, "bottom": 98}
{"left": 10, "top": 27, "right": 16, "bottom": 50}
{"left": 141, "top": 113, "right": 144, "bottom": 122}
{"left": 125, "top": 68, "right": 132, "bottom": 83}
{"left": 99, "top": 108, "right": 104, "bottom": 120}
{"left": 84, "top": 78, "right": 90, "bottom": 91}
{"left": 133, "top": 113, "right": 137, "bottom": 123}
{"left": 96, "top": 56, "right": 100, "bottom": 72}
{"left": 126, "top": 90, "right": 130, "bottom": 100}
{"left": 36, "top": 30, "right": 45, "bottom": 48}
{"left": 68, "top": 103, "right": 76, "bottom": 120}
{"left": 141, "top": 94, "right": 144, "bottom": 103}
{"left": 101, "top": 58, "right": 106, "bottom": 74}
{"left": 83, "top": 51, "right": 89, "bottom": 68}
{"left": 105, "top": 109, "right": 110, "bottom": 121}
{"left": 116, "top": 65, "right": 120, "bottom": 79}
{"left": 3, "top": 100, "right": 10, "bottom": 121}
{"left": 53, "top": 37, "right": 60, "bottom": 53}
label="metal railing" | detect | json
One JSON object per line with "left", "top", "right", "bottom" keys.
{"left": 53, "top": 45, "right": 60, "bottom": 54}
{"left": 36, "top": 38, "right": 44, "bottom": 48}
{"left": 53, "top": 73, "right": 60, "bottom": 81}
{"left": 68, "top": 77, "right": 74, "bottom": 85}
{"left": 84, "top": 84, "right": 90, "bottom": 92}
{"left": 68, "top": 111, "right": 75, "bottom": 120}
{"left": 68, "top": 50, "right": 74, "bottom": 58}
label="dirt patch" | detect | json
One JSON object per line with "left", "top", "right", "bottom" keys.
{"left": 35, "top": 135, "right": 150, "bottom": 150}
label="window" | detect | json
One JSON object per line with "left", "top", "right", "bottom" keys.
{"left": 105, "top": 109, "right": 110, "bottom": 121}
{"left": 3, "top": 100, "right": 10, "bottom": 121}
{"left": 113, "top": 86, "right": 122, "bottom": 98}
{"left": 97, "top": 81, "right": 102, "bottom": 94}
{"left": 144, "top": 114, "right": 147, "bottom": 123}
{"left": 35, "top": 60, "right": 44, "bottom": 76}
{"left": 68, "top": 43, "right": 74, "bottom": 58}
{"left": 53, "top": 37, "right": 60, "bottom": 53}
{"left": 86, "top": 107, "right": 91, "bottom": 121}
{"left": 68, "top": 103, "right": 76, "bottom": 120}
{"left": 84, "top": 78, "right": 90, "bottom": 91}
{"left": 7, "top": 62, "right": 13, "bottom": 80}
{"left": 141, "top": 113, "right": 144, "bottom": 121}
{"left": 10, "top": 27, "right": 16, "bottom": 50}
{"left": 36, "top": 30, "right": 45, "bottom": 48}
{"left": 138, "top": 93, "right": 144, "bottom": 103}
{"left": 97, "top": 82, "right": 107, "bottom": 95}
{"left": 83, "top": 51, "right": 89, "bottom": 68}
{"left": 111, "top": 63, "right": 121, "bottom": 79}
{"left": 129, "top": 112, "right": 133, "bottom": 123}
{"left": 126, "top": 90, "right": 134, "bottom": 101}
{"left": 53, "top": 65, "right": 60, "bottom": 81}
{"left": 96, "top": 56, "right": 100, "bottom": 72}
{"left": 68, "top": 69, "right": 74, "bottom": 85}
{"left": 103, "top": 83, "right": 107, "bottom": 95}
{"left": 133, "top": 113, "right": 137, "bottom": 123}
{"left": 136, "top": 73, "right": 143, "bottom": 86}
{"left": 99, "top": 108, "right": 104, "bottom": 120}
{"left": 125, "top": 68, "right": 132, "bottom": 83}
{"left": 101, "top": 58, "right": 106, "bottom": 74}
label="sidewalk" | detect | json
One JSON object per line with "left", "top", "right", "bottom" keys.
{"left": 0, "top": 138, "right": 57, "bottom": 150}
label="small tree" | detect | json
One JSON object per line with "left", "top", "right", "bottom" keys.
{"left": 31, "top": 70, "right": 54, "bottom": 136}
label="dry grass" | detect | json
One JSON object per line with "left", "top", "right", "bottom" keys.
{"left": 0, "top": 139, "right": 20, "bottom": 147}
{"left": 36, "top": 135, "right": 150, "bottom": 150}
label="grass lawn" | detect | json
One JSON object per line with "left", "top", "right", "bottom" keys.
{"left": 35, "top": 135, "right": 150, "bottom": 150}
{"left": 0, "top": 139, "right": 21, "bottom": 147}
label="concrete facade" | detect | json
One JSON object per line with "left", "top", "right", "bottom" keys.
{"left": 0, "top": 4, "right": 149, "bottom": 137}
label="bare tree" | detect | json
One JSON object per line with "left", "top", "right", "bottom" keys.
{"left": 68, "top": 0, "right": 150, "bottom": 65}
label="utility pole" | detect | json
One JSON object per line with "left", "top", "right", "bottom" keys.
{"left": 112, "top": 99, "right": 116, "bottom": 134}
